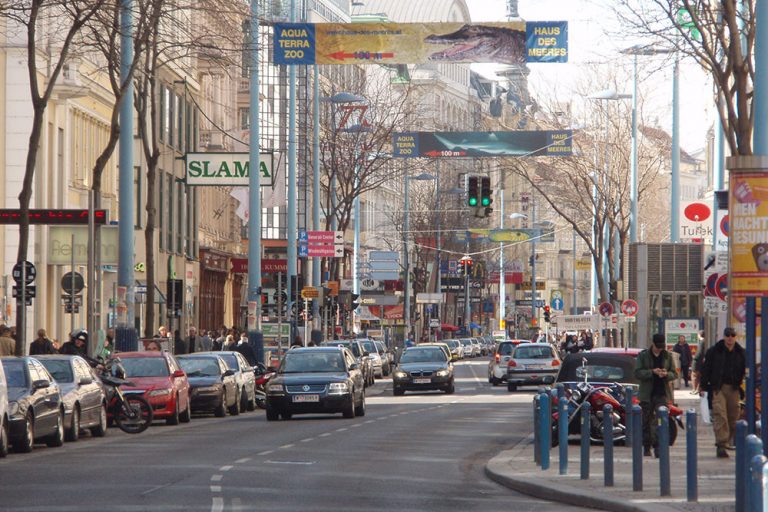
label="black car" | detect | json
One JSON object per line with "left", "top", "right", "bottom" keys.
{"left": 320, "top": 340, "right": 375, "bottom": 386}
{"left": 37, "top": 355, "right": 108, "bottom": 441}
{"left": 555, "top": 348, "right": 641, "bottom": 387}
{"left": 265, "top": 347, "right": 366, "bottom": 421}
{"left": 392, "top": 346, "right": 455, "bottom": 395}
{"left": 1, "top": 357, "right": 65, "bottom": 452}
{"left": 197, "top": 351, "right": 257, "bottom": 413}
{"left": 177, "top": 354, "right": 239, "bottom": 417}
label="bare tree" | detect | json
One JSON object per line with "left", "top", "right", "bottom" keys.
{"left": 1, "top": 0, "right": 105, "bottom": 354}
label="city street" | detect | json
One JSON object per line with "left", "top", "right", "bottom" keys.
{"left": 0, "top": 360, "right": 589, "bottom": 512}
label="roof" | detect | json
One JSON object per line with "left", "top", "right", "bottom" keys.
{"left": 352, "top": 0, "right": 471, "bottom": 23}
{"left": 117, "top": 351, "right": 166, "bottom": 358}
{"left": 589, "top": 347, "right": 642, "bottom": 356}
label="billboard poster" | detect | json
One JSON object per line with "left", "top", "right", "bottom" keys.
{"left": 273, "top": 21, "right": 568, "bottom": 66}
{"left": 729, "top": 172, "right": 768, "bottom": 296}
{"left": 392, "top": 131, "right": 572, "bottom": 158}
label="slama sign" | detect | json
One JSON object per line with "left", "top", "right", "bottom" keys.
{"left": 185, "top": 153, "right": 274, "bottom": 186}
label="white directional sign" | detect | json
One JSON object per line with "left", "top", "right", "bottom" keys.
{"left": 551, "top": 314, "right": 599, "bottom": 330}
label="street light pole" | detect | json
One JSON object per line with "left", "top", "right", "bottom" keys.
{"left": 498, "top": 170, "right": 505, "bottom": 334}
{"left": 630, "top": 52, "right": 638, "bottom": 243}
{"left": 403, "top": 172, "right": 410, "bottom": 341}
{"left": 287, "top": 0, "right": 297, "bottom": 333}
{"left": 670, "top": 56, "right": 680, "bottom": 242}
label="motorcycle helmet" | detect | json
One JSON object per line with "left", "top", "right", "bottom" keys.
{"left": 72, "top": 329, "right": 88, "bottom": 343}
{"left": 111, "top": 360, "right": 127, "bottom": 380}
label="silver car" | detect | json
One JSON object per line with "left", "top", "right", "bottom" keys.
{"left": 506, "top": 343, "right": 561, "bottom": 392}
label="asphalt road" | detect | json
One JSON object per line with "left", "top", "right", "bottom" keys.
{"left": 0, "top": 359, "right": 590, "bottom": 512}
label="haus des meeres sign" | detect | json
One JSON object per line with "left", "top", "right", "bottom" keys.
{"left": 185, "top": 153, "right": 274, "bottom": 186}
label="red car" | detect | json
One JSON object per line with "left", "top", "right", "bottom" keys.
{"left": 112, "top": 352, "right": 191, "bottom": 425}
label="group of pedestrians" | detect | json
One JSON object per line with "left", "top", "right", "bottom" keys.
{"left": 635, "top": 326, "right": 745, "bottom": 459}
{"left": 153, "top": 325, "right": 258, "bottom": 366}
{"left": 558, "top": 331, "right": 594, "bottom": 355}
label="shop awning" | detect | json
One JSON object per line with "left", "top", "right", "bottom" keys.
{"left": 440, "top": 323, "right": 460, "bottom": 332}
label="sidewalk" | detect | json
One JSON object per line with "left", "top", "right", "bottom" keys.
{"left": 485, "top": 391, "right": 736, "bottom": 512}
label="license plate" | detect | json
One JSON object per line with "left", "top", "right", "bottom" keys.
{"left": 528, "top": 365, "right": 546, "bottom": 370}
{"left": 413, "top": 378, "right": 431, "bottom": 384}
{"left": 292, "top": 394, "right": 319, "bottom": 403}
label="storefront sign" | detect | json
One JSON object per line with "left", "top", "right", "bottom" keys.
{"left": 49, "top": 226, "right": 119, "bottom": 265}
{"left": 185, "top": 153, "right": 273, "bottom": 186}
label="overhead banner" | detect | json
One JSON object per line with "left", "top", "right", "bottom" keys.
{"left": 185, "top": 152, "right": 274, "bottom": 186}
{"left": 273, "top": 21, "right": 568, "bottom": 66}
{"left": 730, "top": 172, "right": 768, "bottom": 296}
{"left": 392, "top": 131, "right": 572, "bottom": 158}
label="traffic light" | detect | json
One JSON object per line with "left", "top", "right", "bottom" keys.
{"left": 467, "top": 176, "right": 479, "bottom": 207}
{"left": 459, "top": 256, "right": 473, "bottom": 275}
{"left": 531, "top": 318, "right": 538, "bottom": 327}
{"left": 543, "top": 305, "right": 551, "bottom": 323}
{"left": 481, "top": 176, "right": 492, "bottom": 207}
{"left": 350, "top": 293, "right": 360, "bottom": 311}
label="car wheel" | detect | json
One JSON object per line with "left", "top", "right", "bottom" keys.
{"left": 342, "top": 395, "right": 356, "bottom": 419}
{"left": 393, "top": 387, "right": 405, "bottom": 396}
{"left": 179, "top": 399, "right": 192, "bottom": 423}
{"left": 490, "top": 376, "right": 501, "bottom": 386}
{"left": 445, "top": 380, "right": 455, "bottom": 394}
{"left": 46, "top": 410, "right": 65, "bottom": 447}
{"left": 246, "top": 389, "right": 257, "bottom": 411}
{"left": 166, "top": 396, "right": 181, "bottom": 426}
{"left": 65, "top": 405, "right": 80, "bottom": 442}
{"left": 281, "top": 412, "right": 292, "bottom": 420}
{"left": 90, "top": 404, "right": 107, "bottom": 438}
{"left": 14, "top": 412, "right": 34, "bottom": 453}
{"left": 265, "top": 405, "right": 279, "bottom": 421}
{"left": 507, "top": 383, "right": 518, "bottom": 392}
{"left": 239, "top": 388, "right": 248, "bottom": 413}
{"left": 214, "top": 391, "right": 227, "bottom": 417}
{"left": 354, "top": 391, "right": 366, "bottom": 417}
{"left": 229, "top": 389, "right": 241, "bottom": 416}
{"left": 0, "top": 417, "right": 8, "bottom": 458}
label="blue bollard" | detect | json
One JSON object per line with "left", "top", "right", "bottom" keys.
{"left": 533, "top": 395, "right": 541, "bottom": 466}
{"left": 558, "top": 391, "right": 568, "bottom": 475}
{"left": 657, "top": 406, "right": 671, "bottom": 496}
{"left": 580, "top": 401, "right": 591, "bottom": 480}
{"left": 632, "top": 404, "right": 643, "bottom": 491}
{"left": 686, "top": 409, "right": 698, "bottom": 502}
{"left": 737, "top": 420, "right": 748, "bottom": 512}
{"left": 540, "top": 392, "right": 551, "bottom": 470}
{"left": 603, "top": 404, "right": 614, "bottom": 487}
{"left": 625, "top": 386, "right": 634, "bottom": 446}
{"left": 744, "top": 435, "right": 763, "bottom": 512}
{"left": 750, "top": 454, "right": 767, "bottom": 511}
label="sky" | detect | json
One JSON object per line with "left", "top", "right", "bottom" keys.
{"left": 464, "top": 0, "right": 714, "bottom": 153}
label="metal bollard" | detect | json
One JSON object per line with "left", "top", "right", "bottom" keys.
{"left": 539, "top": 392, "right": 551, "bottom": 470}
{"left": 750, "top": 454, "right": 767, "bottom": 511}
{"left": 533, "top": 395, "right": 541, "bottom": 466}
{"left": 736, "top": 420, "right": 748, "bottom": 512}
{"left": 603, "top": 404, "right": 614, "bottom": 487}
{"left": 657, "top": 406, "right": 671, "bottom": 496}
{"left": 624, "top": 386, "right": 634, "bottom": 446}
{"left": 632, "top": 404, "right": 643, "bottom": 491}
{"left": 558, "top": 390, "right": 568, "bottom": 475}
{"left": 580, "top": 401, "right": 591, "bottom": 480}
{"left": 744, "top": 435, "right": 763, "bottom": 512}
{"left": 686, "top": 409, "right": 698, "bottom": 502}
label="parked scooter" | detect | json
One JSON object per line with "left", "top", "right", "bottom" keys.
{"left": 253, "top": 363, "right": 275, "bottom": 410}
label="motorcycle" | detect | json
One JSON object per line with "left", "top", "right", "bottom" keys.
{"left": 253, "top": 363, "right": 275, "bottom": 410}
{"left": 100, "top": 359, "right": 154, "bottom": 434}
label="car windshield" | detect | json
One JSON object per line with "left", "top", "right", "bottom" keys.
{"left": 217, "top": 353, "right": 239, "bottom": 370}
{"left": 513, "top": 346, "right": 554, "bottom": 360}
{"left": 324, "top": 342, "right": 360, "bottom": 357}
{"left": 460, "top": 339, "right": 472, "bottom": 347}
{"left": 360, "top": 341, "right": 377, "bottom": 353}
{"left": 39, "top": 360, "right": 74, "bottom": 383}
{"left": 2, "top": 360, "right": 27, "bottom": 387}
{"left": 400, "top": 348, "right": 446, "bottom": 363}
{"left": 282, "top": 352, "right": 346, "bottom": 373}
{"left": 557, "top": 355, "right": 637, "bottom": 383}
{"left": 498, "top": 343, "right": 513, "bottom": 355}
{"left": 447, "top": 340, "right": 459, "bottom": 348}
{"left": 179, "top": 358, "right": 220, "bottom": 377}
{"left": 120, "top": 357, "right": 170, "bottom": 378}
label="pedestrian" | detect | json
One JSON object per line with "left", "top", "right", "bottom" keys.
{"left": 216, "top": 327, "right": 227, "bottom": 349}
{"left": 672, "top": 334, "right": 693, "bottom": 387}
{"left": 634, "top": 332, "right": 677, "bottom": 457}
{"left": 211, "top": 331, "right": 223, "bottom": 351}
{"left": 186, "top": 327, "right": 200, "bottom": 353}
{"left": 692, "top": 340, "right": 707, "bottom": 393}
{"left": 0, "top": 325, "right": 15, "bottom": 356}
{"left": 292, "top": 335, "right": 303, "bottom": 348}
{"left": 236, "top": 332, "right": 258, "bottom": 366}
{"left": 173, "top": 329, "right": 187, "bottom": 355}
{"left": 701, "top": 326, "right": 746, "bottom": 458}
{"left": 199, "top": 330, "right": 212, "bottom": 351}
{"left": 223, "top": 334, "right": 236, "bottom": 350}
{"left": 60, "top": 330, "right": 100, "bottom": 367}
{"left": 29, "top": 328, "right": 57, "bottom": 355}
{"left": 146, "top": 340, "right": 162, "bottom": 351}
{"left": 156, "top": 325, "right": 169, "bottom": 339}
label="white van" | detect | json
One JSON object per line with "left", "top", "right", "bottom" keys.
{"left": 0, "top": 360, "right": 8, "bottom": 457}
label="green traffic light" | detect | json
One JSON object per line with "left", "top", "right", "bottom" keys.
{"left": 468, "top": 197, "right": 478, "bottom": 206}
{"left": 481, "top": 197, "right": 490, "bottom": 206}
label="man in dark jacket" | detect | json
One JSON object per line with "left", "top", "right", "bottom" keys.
{"left": 235, "top": 332, "right": 258, "bottom": 366}
{"left": 634, "top": 333, "right": 677, "bottom": 457}
{"left": 30, "top": 329, "right": 57, "bottom": 355}
{"left": 672, "top": 335, "right": 693, "bottom": 387}
{"left": 701, "top": 326, "right": 746, "bottom": 458}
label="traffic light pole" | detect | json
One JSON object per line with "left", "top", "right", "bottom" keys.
{"left": 531, "top": 191, "right": 537, "bottom": 336}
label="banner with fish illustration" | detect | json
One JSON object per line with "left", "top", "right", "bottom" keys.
{"left": 273, "top": 21, "right": 568, "bottom": 66}
{"left": 391, "top": 131, "right": 573, "bottom": 158}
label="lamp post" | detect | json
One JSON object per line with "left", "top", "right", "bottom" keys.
{"left": 403, "top": 172, "right": 436, "bottom": 343}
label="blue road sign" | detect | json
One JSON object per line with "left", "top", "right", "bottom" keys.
{"left": 551, "top": 298, "right": 564, "bottom": 311}
{"left": 298, "top": 245, "right": 308, "bottom": 257}
{"left": 298, "top": 230, "right": 308, "bottom": 243}
{"left": 534, "top": 300, "right": 545, "bottom": 308}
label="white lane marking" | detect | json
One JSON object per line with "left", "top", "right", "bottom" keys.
{"left": 211, "top": 497, "right": 224, "bottom": 512}
{"left": 351, "top": 423, "right": 362, "bottom": 428}
{"left": 257, "top": 450, "right": 274, "bottom": 456}
{"left": 319, "top": 432, "right": 332, "bottom": 437}
{"left": 210, "top": 485, "right": 221, "bottom": 493}
{"left": 211, "top": 475, "right": 223, "bottom": 482}
{"left": 364, "top": 420, "right": 375, "bottom": 424}
{"left": 280, "top": 443, "right": 295, "bottom": 449}
{"left": 219, "top": 465, "right": 233, "bottom": 472}
{"left": 235, "top": 457, "right": 251, "bottom": 464}
{"left": 265, "top": 460, "right": 316, "bottom": 465}
{"left": 335, "top": 427, "right": 348, "bottom": 432}
{"left": 300, "top": 438, "right": 314, "bottom": 443}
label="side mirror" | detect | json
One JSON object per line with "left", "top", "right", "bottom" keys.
{"left": 349, "top": 363, "right": 360, "bottom": 371}
{"left": 363, "top": 351, "right": 370, "bottom": 357}
{"left": 223, "top": 369, "right": 235, "bottom": 378}
{"left": 79, "top": 376, "right": 93, "bottom": 386}
{"left": 32, "top": 379, "right": 50, "bottom": 390}
{"left": 172, "top": 369, "right": 186, "bottom": 379}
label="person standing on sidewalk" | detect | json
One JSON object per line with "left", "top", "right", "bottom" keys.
{"left": 634, "top": 333, "right": 677, "bottom": 457}
{"left": 30, "top": 329, "right": 57, "bottom": 355}
{"left": 673, "top": 334, "right": 693, "bottom": 387}
{"left": 700, "top": 326, "right": 746, "bottom": 458}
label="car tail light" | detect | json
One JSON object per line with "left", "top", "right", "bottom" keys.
{"left": 507, "top": 360, "right": 517, "bottom": 367}
{"left": 551, "top": 360, "right": 560, "bottom": 367}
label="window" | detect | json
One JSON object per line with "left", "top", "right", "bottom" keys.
{"left": 176, "top": 93, "right": 184, "bottom": 152}
{"left": 167, "top": 173, "right": 174, "bottom": 251}
{"left": 185, "top": 101, "right": 192, "bottom": 153}
{"left": 159, "top": 87, "right": 166, "bottom": 143}
{"left": 193, "top": 109, "right": 199, "bottom": 151}
{"left": 134, "top": 166, "right": 142, "bottom": 228}
{"left": 239, "top": 107, "right": 250, "bottom": 130}
{"left": 168, "top": 88, "right": 175, "bottom": 147}
{"left": 177, "top": 180, "right": 184, "bottom": 254}
{"left": 158, "top": 170, "right": 165, "bottom": 251}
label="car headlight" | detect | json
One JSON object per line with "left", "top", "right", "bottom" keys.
{"left": 435, "top": 369, "right": 449, "bottom": 377}
{"left": 148, "top": 389, "right": 172, "bottom": 397}
{"left": 195, "top": 386, "right": 220, "bottom": 393}
{"left": 393, "top": 371, "right": 408, "bottom": 380}
{"left": 267, "top": 383, "right": 284, "bottom": 393}
{"left": 8, "top": 401, "right": 20, "bottom": 417}
{"left": 328, "top": 382, "right": 349, "bottom": 394}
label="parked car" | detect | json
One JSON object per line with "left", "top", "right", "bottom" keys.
{"left": 506, "top": 343, "right": 561, "bottom": 391}
{"left": 320, "top": 340, "right": 374, "bottom": 386}
{"left": 555, "top": 348, "right": 642, "bottom": 387}
{"left": 199, "top": 351, "right": 257, "bottom": 413}
{"left": 358, "top": 339, "right": 386, "bottom": 378}
{"left": 488, "top": 339, "right": 530, "bottom": 385}
{"left": 37, "top": 355, "right": 107, "bottom": 441}
{"left": 471, "top": 338, "right": 484, "bottom": 357}
{"left": 265, "top": 346, "right": 366, "bottom": 420}
{"left": 1, "top": 357, "right": 65, "bottom": 452}
{"left": 0, "top": 357, "right": 8, "bottom": 457}
{"left": 459, "top": 338, "right": 476, "bottom": 358}
{"left": 117, "top": 352, "right": 192, "bottom": 425}
{"left": 392, "top": 346, "right": 454, "bottom": 395}
{"left": 374, "top": 340, "right": 393, "bottom": 376}
{"left": 177, "top": 354, "right": 239, "bottom": 417}
{"left": 444, "top": 339, "right": 464, "bottom": 360}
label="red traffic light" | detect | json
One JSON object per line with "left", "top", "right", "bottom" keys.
{"left": 543, "top": 305, "right": 550, "bottom": 312}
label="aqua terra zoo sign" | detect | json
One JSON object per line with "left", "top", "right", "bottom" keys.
{"left": 185, "top": 153, "right": 274, "bottom": 186}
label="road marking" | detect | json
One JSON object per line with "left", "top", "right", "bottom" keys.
{"left": 257, "top": 450, "right": 274, "bottom": 456}
{"left": 300, "top": 438, "right": 314, "bottom": 443}
{"left": 219, "top": 465, "right": 233, "bottom": 472}
{"left": 335, "top": 428, "right": 348, "bottom": 432}
{"left": 211, "top": 475, "right": 223, "bottom": 482}
{"left": 235, "top": 457, "right": 251, "bottom": 464}
{"left": 140, "top": 482, "right": 173, "bottom": 496}
{"left": 210, "top": 485, "right": 221, "bottom": 493}
{"left": 211, "top": 497, "right": 224, "bottom": 512}
{"left": 265, "top": 460, "right": 316, "bottom": 465}
{"left": 364, "top": 420, "right": 375, "bottom": 424}
{"left": 351, "top": 423, "right": 362, "bottom": 428}
{"left": 280, "top": 443, "right": 295, "bottom": 449}
{"left": 319, "top": 432, "right": 331, "bottom": 437}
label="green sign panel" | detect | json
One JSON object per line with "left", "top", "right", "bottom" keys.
{"left": 185, "top": 152, "right": 274, "bottom": 186}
